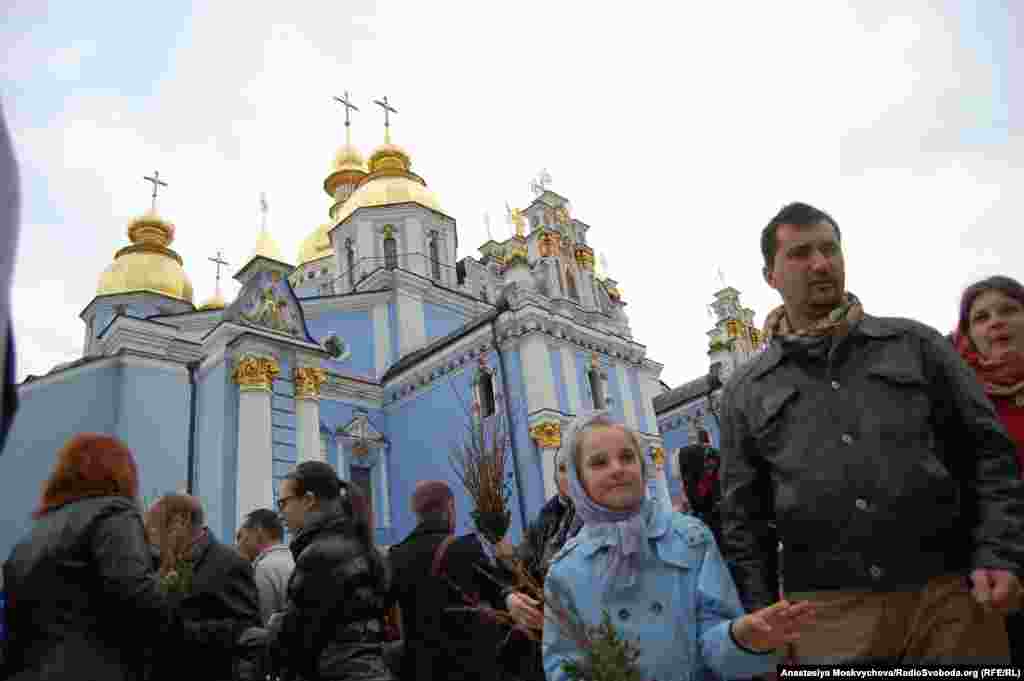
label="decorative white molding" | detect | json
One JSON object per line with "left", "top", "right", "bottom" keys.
{"left": 19, "top": 352, "right": 190, "bottom": 395}
{"left": 300, "top": 290, "right": 391, "bottom": 317}
{"left": 99, "top": 316, "right": 179, "bottom": 358}
{"left": 320, "top": 373, "right": 384, "bottom": 407}
{"left": 382, "top": 323, "right": 493, "bottom": 399}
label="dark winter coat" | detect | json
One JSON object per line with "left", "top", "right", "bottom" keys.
{"left": 270, "top": 509, "right": 394, "bottom": 681}
{"left": 2, "top": 496, "right": 179, "bottom": 681}
{"left": 388, "top": 517, "right": 505, "bottom": 681}
{"left": 719, "top": 314, "right": 1024, "bottom": 612}
{"left": 148, "top": 529, "right": 261, "bottom": 681}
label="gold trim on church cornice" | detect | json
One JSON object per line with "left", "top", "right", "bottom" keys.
{"left": 294, "top": 367, "right": 328, "bottom": 400}
{"left": 232, "top": 355, "right": 280, "bottom": 392}
{"left": 529, "top": 421, "right": 561, "bottom": 449}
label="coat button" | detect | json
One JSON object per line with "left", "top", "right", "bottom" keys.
{"left": 831, "top": 380, "right": 840, "bottom": 390}
{"left": 618, "top": 608, "right": 630, "bottom": 621}
{"left": 869, "top": 565, "right": 884, "bottom": 579}
{"left": 841, "top": 433, "right": 854, "bottom": 445}
{"left": 651, "top": 601, "right": 663, "bottom": 615}
{"left": 855, "top": 498, "right": 868, "bottom": 511}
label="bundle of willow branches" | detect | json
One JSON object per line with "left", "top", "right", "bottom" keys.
{"left": 545, "top": 592, "right": 645, "bottom": 681}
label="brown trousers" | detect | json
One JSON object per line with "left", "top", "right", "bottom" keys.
{"left": 787, "top": 574, "right": 1010, "bottom": 664}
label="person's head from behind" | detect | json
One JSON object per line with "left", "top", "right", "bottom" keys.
{"left": 761, "top": 202, "right": 845, "bottom": 329}
{"left": 411, "top": 480, "right": 455, "bottom": 533}
{"left": 567, "top": 412, "right": 647, "bottom": 513}
{"left": 35, "top": 433, "right": 139, "bottom": 519}
{"left": 677, "top": 444, "right": 705, "bottom": 482}
{"left": 278, "top": 461, "right": 342, "bottom": 533}
{"left": 237, "top": 508, "right": 285, "bottom": 561}
{"left": 146, "top": 493, "right": 204, "bottom": 554}
{"left": 958, "top": 275, "right": 1024, "bottom": 361}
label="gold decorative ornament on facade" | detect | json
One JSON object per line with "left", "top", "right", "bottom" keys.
{"left": 232, "top": 355, "right": 281, "bottom": 392}
{"left": 574, "top": 245, "right": 595, "bottom": 271}
{"left": 529, "top": 421, "right": 561, "bottom": 449}
{"left": 538, "top": 230, "right": 560, "bottom": 258}
{"left": 293, "top": 367, "right": 328, "bottom": 400}
{"left": 726, "top": 320, "right": 740, "bottom": 338}
{"left": 555, "top": 206, "right": 571, "bottom": 225}
{"left": 651, "top": 446, "right": 666, "bottom": 468}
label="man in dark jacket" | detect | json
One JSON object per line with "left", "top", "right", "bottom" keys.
{"left": 389, "top": 480, "right": 504, "bottom": 681}
{"left": 678, "top": 440, "right": 722, "bottom": 541}
{"left": 147, "top": 494, "right": 261, "bottom": 681}
{"left": 719, "top": 202, "right": 1024, "bottom": 664}
{"left": 270, "top": 461, "right": 394, "bottom": 681}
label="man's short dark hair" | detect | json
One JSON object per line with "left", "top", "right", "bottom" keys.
{"left": 761, "top": 202, "right": 842, "bottom": 270}
{"left": 286, "top": 461, "right": 342, "bottom": 501}
{"left": 242, "top": 508, "right": 284, "bottom": 541}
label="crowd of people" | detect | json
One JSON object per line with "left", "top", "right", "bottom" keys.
{"left": 1, "top": 201, "right": 1023, "bottom": 680}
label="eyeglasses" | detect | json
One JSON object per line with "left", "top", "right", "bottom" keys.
{"left": 277, "top": 495, "right": 298, "bottom": 512}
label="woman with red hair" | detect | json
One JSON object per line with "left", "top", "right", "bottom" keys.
{"left": 2, "top": 433, "right": 179, "bottom": 680}
{"left": 955, "top": 275, "right": 1024, "bottom": 665}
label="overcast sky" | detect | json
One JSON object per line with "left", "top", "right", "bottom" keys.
{"left": 1, "top": 1, "right": 1020, "bottom": 389}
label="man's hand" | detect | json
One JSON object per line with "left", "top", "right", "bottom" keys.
{"left": 970, "top": 568, "right": 1022, "bottom": 613}
{"left": 731, "top": 600, "right": 817, "bottom": 653}
{"left": 506, "top": 591, "right": 544, "bottom": 631}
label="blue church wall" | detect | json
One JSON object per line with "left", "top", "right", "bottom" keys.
{"left": 505, "top": 347, "right": 544, "bottom": 529}
{"left": 270, "top": 356, "right": 296, "bottom": 524}
{"left": 384, "top": 350, "right": 531, "bottom": 546}
{"left": 628, "top": 368, "right": 649, "bottom": 433}
{"left": 0, "top": 367, "right": 120, "bottom": 559}
{"left": 549, "top": 347, "right": 569, "bottom": 414}
{"left": 423, "top": 301, "right": 467, "bottom": 344}
{"left": 195, "top": 360, "right": 234, "bottom": 542}
{"left": 387, "top": 302, "right": 399, "bottom": 364}
{"left": 304, "top": 309, "right": 375, "bottom": 380}
{"left": 115, "top": 365, "right": 190, "bottom": 517}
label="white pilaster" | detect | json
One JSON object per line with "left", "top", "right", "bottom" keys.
{"left": 293, "top": 364, "right": 327, "bottom": 464}
{"left": 372, "top": 303, "right": 392, "bottom": 379}
{"left": 617, "top": 363, "right": 638, "bottom": 430}
{"left": 518, "top": 333, "right": 558, "bottom": 413}
{"left": 394, "top": 288, "right": 427, "bottom": 356}
{"left": 233, "top": 354, "right": 278, "bottom": 519}
{"left": 560, "top": 345, "right": 581, "bottom": 415}
{"left": 379, "top": 446, "right": 392, "bottom": 527}
{"left": 540, "top": 446, "right": 558, "bottom": 499}
{"left": 334, "top": 433, "right": 350, "bottom": 480}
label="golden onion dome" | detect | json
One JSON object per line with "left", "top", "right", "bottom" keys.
{"left": 253, "top": 227, "right": 285, "bottom": 262}
{"left": 197, "top": 289, "right": 226, "bottom": 311}
{"left": 332, "top": 142, "right": 367, "bottom": 173}
{"left": 367, "top": 142, "right": 412, "bottom": 174}
{"left": 96, "top": 209, "right": 194, "bottom": 303}
{"left": 332, "top": 173, "right": 442, "bottom": 227}
{"left": 297, "top": 222, "right": 334, "bottom": 267}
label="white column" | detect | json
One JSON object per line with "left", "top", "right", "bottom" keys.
{"left": 617, "top": 363, "right": 639, "bottom": 430}
{"left": 233, "top": 355, "right": 278, "bottom": 519}
{"left": 394, "top": 287, "right": 427, "bottom": 356}
{"left": 519, "top": 333, "right": 558, "bottom": 413}
{"left": 335, "top": 434, "right": 350, "bottom": 480}
{"left": 373, "top": 303, "right": 392, "bottom": 379}
{"left": 540, "top": 446, "right": 558, "bottom": 499}
{"left": 294, "top": 367, "right": 327, "bottom": 464}
{"left": 379, "top": 446, "right": 392, "bottom": 527}
{"left": 560, "top": 345, "right": 581, "bottom": 415}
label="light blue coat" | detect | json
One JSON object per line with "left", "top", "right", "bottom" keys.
{"left": 543, "top": 503, "right": 778, "bottom": 681}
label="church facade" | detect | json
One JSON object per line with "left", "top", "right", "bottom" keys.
{"left": 0, "top": 115, "right": 671, "bottom": 556}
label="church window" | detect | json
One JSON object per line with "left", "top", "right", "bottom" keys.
{"left": 384, "top": 227, "right": 397, "bottom": 270}
{"left": 566, "top": 267, "right": 579, "bottom": 301}
{"left": 345, "top": 238, "right": 355, "bottom": 290}
{"left": 477, "top": 371, "right": 496, "bottom": 418}
{"left": 350, "top": 466, "right": 374, "bottom": 526}
{"left": 588, "top": 369, "right": 606, "bottom": 409}
{"left": 429, "top": 231, "right": 441, "bottom": 281}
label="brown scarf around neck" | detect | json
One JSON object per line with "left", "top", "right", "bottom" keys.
{"left": 954, "top": 332, "right": 1024, "bottom": 406}
{"left": 761, "top": 291, "right": 864, "bottom": 346}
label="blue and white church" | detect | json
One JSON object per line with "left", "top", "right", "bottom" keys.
{"left": 0, "top": 109, "right": 673, "bottom": 555}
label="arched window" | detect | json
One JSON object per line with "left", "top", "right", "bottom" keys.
{"left": 383, "top": 226, "right": 397, "bottom": 270}
{"left": 588, "top": 368, "right": 605, "bottom": 409}
{"left": 345, "top": 238, "right": 355, "bottom": 290}
{"left": 477, "top": 370, "right": 496, "bottom": 418}
{"left": 429, "top": 231, "right": 441, "bottom": 281}
{"left": 565, "top": 267, "right": 579, "bottom": 301}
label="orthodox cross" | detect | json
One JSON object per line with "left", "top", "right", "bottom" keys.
{"left": 259, "top": 192, "right": 269, "bottom": 232}
{"left": 333, "top": 90, "right": 360, "bottom": 129}
{"left": 373, "top": 96, "right": 398, "bottom": 142}
{"left": 143, "top": 170, "right": 167, "bottom": 212}
{"left": 529, "top": 168, "right": 552, "bottom": 196}
{"left": 209, "top": 250, "right": 229, "bottom": 288}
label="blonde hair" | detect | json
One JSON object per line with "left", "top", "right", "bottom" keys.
{"left": 563, "top": 411, "right": 647, "bottom": 482}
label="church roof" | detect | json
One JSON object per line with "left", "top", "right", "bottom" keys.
{"left": 653, "top": 374, "right": 714, "bottom": 414}
{"left": 380, "top": 302, "right": 505, "bottom": 384}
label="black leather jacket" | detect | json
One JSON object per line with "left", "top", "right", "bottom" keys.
{"left": 516, "top": 494, "right": 579, "bottom": 585}
{"left": 270, "top": 509, "right": 394, "bottom": 681}
{"left": 2, "top": 496, "right": 178, "bottom": 681}
{"left": 719, "top": 315, "right": 1024, "bottom": 612}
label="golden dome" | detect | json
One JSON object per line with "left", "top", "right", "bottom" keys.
{"left": 297, "top": 222, "right": 334, "bottom": 268}
{"left": 198, "top": 289, "right": 226, "bottom": 311}
{"left": 96, "top": 209, "right": 193, "bottom": 303}
{"left": 332, "top": 143, "right": 367, "bottom": 174}
{"left": 333, "top": 173, "right": 442, "bottom": 227}
{"left": 368, "top": 142, "right": 412, "bottom": 174}
{"left": 253, "top": 227, "right": 284, "bottom": 262}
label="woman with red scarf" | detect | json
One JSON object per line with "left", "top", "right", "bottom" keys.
{"left": 955, "top": 274, "right": 1024, "bottom": 664}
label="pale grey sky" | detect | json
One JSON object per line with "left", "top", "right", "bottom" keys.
{"left": 2, "top": 1, "right": 1020, "bottom": 388}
